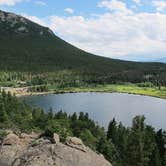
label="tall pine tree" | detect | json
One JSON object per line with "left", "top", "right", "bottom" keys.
{"left": 0, "top": 102, "right": 8, "bottom": 127}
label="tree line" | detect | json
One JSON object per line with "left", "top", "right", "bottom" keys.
{"left": 0, "top": 71, "right": 166, "bottom": 88}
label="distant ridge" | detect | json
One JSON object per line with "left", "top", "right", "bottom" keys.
{"left": 154, "top": 58, "right": 166, "bottom": 63}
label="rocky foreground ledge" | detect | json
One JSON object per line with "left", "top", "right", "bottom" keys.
{"left": 0, "top": 131, "right": 112, "bottom": 166}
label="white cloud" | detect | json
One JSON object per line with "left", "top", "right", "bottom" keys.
{"left": 64, "top": 8, "right": 74, "bottom": 14}
{"left": 46, "top": 13, "right": 166, "bottom": 59}
{"left": 0, "top": 0, "right": 23, "bottom": 6}
{"left": 153, "top": 0, "right": 166, "bottom": 11}
{"left": 22, "top": 1, "right": 166, "bottom": 60}
{"left": 98, "top": 0, "right": 133, "bottom": 15}
{"left": 35, "top": 1, "right": 46, "bottom": 6}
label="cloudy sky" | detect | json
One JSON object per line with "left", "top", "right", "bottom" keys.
{"left": 0, "top": 0, "right": 166, "bottom": 61}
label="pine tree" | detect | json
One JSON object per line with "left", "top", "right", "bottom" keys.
{"left": 156, "top": 129, "right": 166, "bottom": 165}
{"left": 48, "top": 108, "right": 54, "bottom": 120}
{"left": 125, "top": 116, "right": 146, "bottom": 166}
{"left": 107, "top": 118, "right": 117, "bottom": 144}
{"left": 71, "top": 112, "right": 77, "bottom": 121}
{"left": 116, "top": 122, "right": 128, "bottom": 161}
{"left": 0, "top": 102, "right": 8, "bottom": 127}
{"left": 149, "top": 146, "right": 162, "bottom": 166}
{"left": 79, "top": 112, "right": 85, "bottom": 121}
{"left": 97, "top": 136, "right": 120, "bottom": 166}
{"left": 125, "top": 116, "right": 157, "bottom": 166}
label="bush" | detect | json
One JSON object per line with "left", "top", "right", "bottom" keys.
{"left": 137, "top": 82, "right": 154, "bottom": 87}
{"left": 80, "top": 129, "right": 97, "bottom": 150}
{"left": 43, "top": 119, "right": 72, "bottom": 142}
{"left": 0, "top": 130, "right": 7, "bottom": 142}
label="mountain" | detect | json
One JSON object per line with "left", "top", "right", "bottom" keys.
{"left": 154, "top": 58, "right": 166, "bottom": 63}
{"left": 0, "top": 9, "right": 126, "bottom": 72}
{"left": 0, "top": 9, "right": 166, "bottom": 84}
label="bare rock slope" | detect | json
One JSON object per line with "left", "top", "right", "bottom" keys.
{"left": 0, "top": 131, "right": 112, "bottom": 166}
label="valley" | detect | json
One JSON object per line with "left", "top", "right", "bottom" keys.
{"left": 0, "top": 8, "right": 166, "bottom": 166}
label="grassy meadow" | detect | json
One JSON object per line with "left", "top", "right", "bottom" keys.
{"left": 48, "top": 84, "right": 166, "bottom": 99}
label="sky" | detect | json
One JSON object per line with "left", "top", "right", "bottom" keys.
{"left": 0, "top": 0, "right": 166, "bottom": 61}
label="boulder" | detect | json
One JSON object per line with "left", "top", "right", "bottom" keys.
{"left": 3, "top": 133, "right": 20, "bottom": 145}
{"left": 52, "top": 133, "right": 60, "bottom": 144}
{"left": 66, "top": 137, "right": 83, "bottom": 145}
{"left": 66, "top": 137, "right": 86, "bottom": 152}
{"left": 31, "top": 138, "right": 51, "bottom": 147}
{"left": 4, "top": 130, "right": 13, "bottom": 135}
{"left": 20, "top": 132, "right": 39, "bottom": 145}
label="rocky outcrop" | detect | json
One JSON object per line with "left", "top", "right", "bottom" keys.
{"left": 0, "top": 131, "right": 112, "bottom": 166}
{"left": 0, "top": 131, "right": 39, "bottom": 166}
{"left": 66, "top": 136, "right": 87, "bottom": 152}
{"left": 3, "top": 133, "right": 20, "bottom": 145}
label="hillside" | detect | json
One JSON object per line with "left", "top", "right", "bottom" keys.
{"left": 154, "top": 58, "right": 166, "bottom": 63}
{"left": 0, "top": 9, "right": 166, "bottom": 84}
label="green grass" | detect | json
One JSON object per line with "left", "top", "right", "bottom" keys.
{"left": 47, "top": 84, "right": 166, "bottom": 99}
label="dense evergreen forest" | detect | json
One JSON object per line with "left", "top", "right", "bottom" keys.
{"left": 0, "top": 70, "right": 165, "bottom": 90}
{"left": 0, "top": 91, "right": 165, "bottom": 166}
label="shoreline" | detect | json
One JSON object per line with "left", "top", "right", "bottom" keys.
{"left": 15, "top": 85, "right": 166, "bottom": 99}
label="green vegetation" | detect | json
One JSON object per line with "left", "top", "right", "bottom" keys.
{"left": 0, "top": 9, "right": 165, "bottom": 166}
{"left": 49, "top": 84, "right": 166, "bottom": 99}
{"left": 0, "top": 91, "right": 166, "bottom": 166}
{"left": 0, "top": 130, "right": 7, "bottom": 142}
{"left": 0, "top": 70, "right": 165, "bottom": 98}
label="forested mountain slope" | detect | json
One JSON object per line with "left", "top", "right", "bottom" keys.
{"left": 0, "top": 9, "right": 166, "bottom": 84}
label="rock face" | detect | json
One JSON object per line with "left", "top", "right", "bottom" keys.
{"left": 0, "top": 9, "right": 54, "bottom": 37}
{"left": 0, "top": 132, "right": 112, "bottom": 166}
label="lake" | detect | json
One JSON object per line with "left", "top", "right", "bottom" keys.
{"left": 22, "top": 93, "right": 166, "bottom": 129}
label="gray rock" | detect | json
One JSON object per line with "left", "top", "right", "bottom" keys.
{"left": 3, "top": 133, "right": 20, "bottom": 145}
{"left": 9, "top": 143, "right": 112, "bottom": 166}
{"left": 0, "top": 144, "right": 27, "bottom": 166}
{"left": 66, "top": 137, "right": 83, "bottom": 145}
{"left": 66, "top": 137, "right": 87, "bottom": 152}
{"left": 31, "top": 138, "right": 51, "bottom": 147}
{"left": 52, "top": 133, "right": 60, "bottom": 144}
{"left": 0, "top": 134, "right": 112, "bottom": 166}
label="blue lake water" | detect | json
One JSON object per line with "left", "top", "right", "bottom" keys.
{"left": 22, "top": 93, "right": 166, "bottom": 129}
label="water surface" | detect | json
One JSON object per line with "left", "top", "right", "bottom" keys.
{"left": 23, "top": 93, "right": 166, "bottom": 129}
